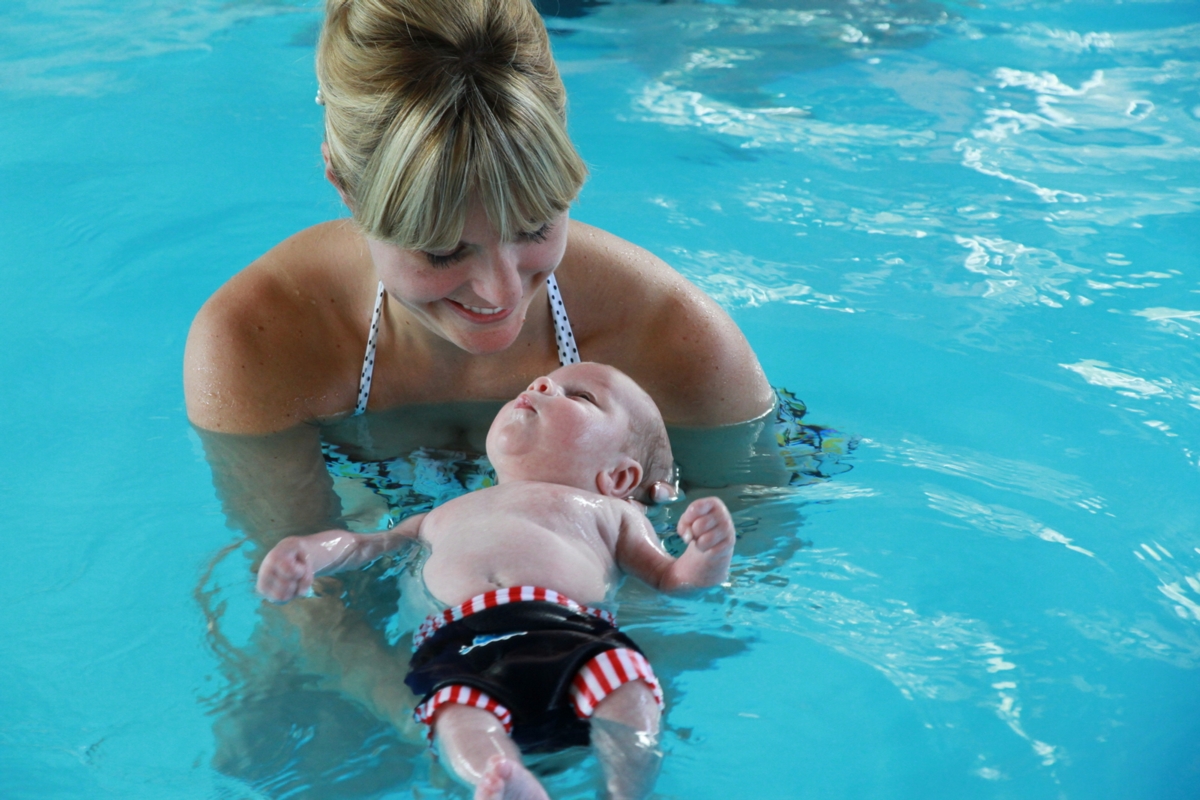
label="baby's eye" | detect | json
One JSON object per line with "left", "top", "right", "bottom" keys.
{"left": 423, "top": 248, "right": 466, "bottom": 268}
{"left": 517, "top": 222, "right": 552, "bottom": 244}
{"left": 570, "top": 391, "right": 597, "bottom": 404}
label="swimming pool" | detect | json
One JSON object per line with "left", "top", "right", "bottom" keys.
{"left": 3, "top": 0, "right": 1198, "bottom": 797}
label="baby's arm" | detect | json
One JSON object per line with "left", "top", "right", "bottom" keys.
{"left": 617, "top": 497, "right": 735, "bottom": 593}
{"left": 256, "top": 514, "right": 426, "bottom": 603}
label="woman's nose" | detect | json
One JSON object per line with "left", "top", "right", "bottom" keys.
{"left": 470, "top": 244, "right": 523, "bottom": 307}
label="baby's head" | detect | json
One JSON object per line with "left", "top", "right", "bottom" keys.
{"left": 486, "top": 362, "right": 673, "bottom": 500}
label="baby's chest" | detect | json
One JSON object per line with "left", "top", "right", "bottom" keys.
{"left": 428, "top": 491, "right": 620, "bottom": 553}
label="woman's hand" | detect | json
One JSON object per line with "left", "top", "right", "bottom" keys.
{"left": 649, "top": 481, "right": 679, "bottom": 505}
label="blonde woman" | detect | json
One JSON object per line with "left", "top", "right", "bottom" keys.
{"left": 186, "top": 0, "right": 773, "bottom": 753}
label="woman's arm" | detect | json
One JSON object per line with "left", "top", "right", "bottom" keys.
{"left": 187, "top": 222, "right": 454, "bottom": 742}
{"left": 184, "top": 221, "right": 369, "bottom": 435}
{"left": 196, "top": 424, "right": 342, "bottom": 543}
{"left": 196, "top": 421, "right": 426, "bottom": 738}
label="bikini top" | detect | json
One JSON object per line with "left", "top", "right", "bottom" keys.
{"left": 354, "top": 273, "right": 581, "bottom": 415}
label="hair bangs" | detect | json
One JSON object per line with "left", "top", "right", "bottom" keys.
{"left": 350, "top": 74, "right": 588, "bottom": 253}
{"left": 355, "top": 94, "right": 473, "bottom": 252}
{"left": 474, "top": 90, "right": 587, "bottom": 241}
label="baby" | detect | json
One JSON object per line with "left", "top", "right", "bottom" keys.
{"left": 257, "top": 362, "right": 735, "bottom": 800}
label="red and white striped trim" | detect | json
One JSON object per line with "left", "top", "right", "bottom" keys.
{"left": 413, "top": 685, "right": 513, "bottom": 739}
{"left": 413, "top": 586, "right": 615, "bottom": 650}
{"left": 570, "top": 648, "right": 664, "bottom": 719}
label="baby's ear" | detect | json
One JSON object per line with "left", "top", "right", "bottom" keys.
{"left": 596, "top": 456, "right": 643, "bottom": 499}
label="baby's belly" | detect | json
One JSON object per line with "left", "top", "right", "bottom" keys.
{"left": 422, "top": 533, "right": 614, "bottom": 608}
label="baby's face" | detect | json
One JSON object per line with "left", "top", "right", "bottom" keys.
{"left": 486, "top": 363, "right": 651, "bottom": 488}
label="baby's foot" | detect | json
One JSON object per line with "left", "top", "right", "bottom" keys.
{"left": 474, "top": 756, "right": 549, "bottom": 800}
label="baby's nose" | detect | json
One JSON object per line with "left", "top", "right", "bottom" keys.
{"left": 528, "top": 376, "right": 555, "bottom": 394}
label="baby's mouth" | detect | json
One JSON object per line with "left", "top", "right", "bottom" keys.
{"left": 513, "top": 395, "right": 535, "bottom": 412}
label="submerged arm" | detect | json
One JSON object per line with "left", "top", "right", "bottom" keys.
{"left": 194, "top": 424, "right": 424, "bottom": 735}
{"left": 193, "top": 422, "right": 432, "bottom": 735}
{"left": 187, "top": 237, "right": 432, "bottom": 738}
{"left": 194, "top": 423, "right": 343, "bottom": 543}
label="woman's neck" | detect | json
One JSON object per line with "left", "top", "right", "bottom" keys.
{"left": 371, "top": 282, "right": 562, "bottom": 405}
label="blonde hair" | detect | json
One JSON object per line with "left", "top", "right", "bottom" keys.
{"left": 316, "top": 0, "right": 588, "bottom": 251}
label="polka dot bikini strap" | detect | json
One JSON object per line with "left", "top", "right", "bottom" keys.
{"left": 546, "top": 273, "right": 580, "bottom": 366}
{"left": 354, "top": 281, "right": 386, "bottom": 416}
{"left": 356, "top": 277, "right": 574, "bottom": 417}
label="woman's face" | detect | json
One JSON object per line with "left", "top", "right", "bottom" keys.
{"left": 366, "top": 199, "right": 570, "bottom": 356}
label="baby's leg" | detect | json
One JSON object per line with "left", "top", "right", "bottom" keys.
{"left": 590, "top": 680, "right": 663, "bottom": 800}
{"left": 433, "top": 704, "right": 548, "bottom": 800}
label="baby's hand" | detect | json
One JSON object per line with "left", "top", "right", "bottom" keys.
{"left": 676, "top": 497, "right": 735, "bottom": 556}
{"left": 256, "top": 537, "right": 316, "bottom": 603}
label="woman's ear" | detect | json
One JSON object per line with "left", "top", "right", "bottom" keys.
{"left": 321, "top": 142, "right": 354, "bottom": 210}
{"left": 596, "top": 457, "right": 643, "bottom": 499}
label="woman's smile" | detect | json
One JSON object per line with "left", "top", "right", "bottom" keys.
{"left": 363, "top": 201, "right": 570, "bottom": 353}
{"left": 444, "top": 297, "right": 515, "bottom": 324}
{"left": 458, "top": 303, "right": 505, "bottom": 316}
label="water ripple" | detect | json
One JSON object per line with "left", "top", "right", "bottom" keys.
{"left": 667, "top": 246, "right": 855, "bottom": 312}
{"left": 869, "top": 437, "right": 1105, "bottom": 511}
{"left": 1133, "top": 307, "right": 1200, "bottom": 340}
{"left": 0, "top": 0, "right": 310, "bottom": 97}
{"left": 723, "top": 566, "right": 1065, "bottom": 766}
{"left": 960, "top": 58, "right": 1200, "bottom": 222}
{"left": 954, "top": 234, "right": 1090, "bottom": 307}
{"left": 925, "top": 485, "right": 1095, "bottom": 556}
{"left": 635, "top": 80, "right": 937, "bottom": 153}
{"left": 1060, "top": 359, "right": 1200, "bottom": 417}
{"left": 1052, "top": 608, "right": 1200, "bottom": 669}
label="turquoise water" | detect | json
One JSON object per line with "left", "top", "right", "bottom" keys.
{"left": 3, "top": 0, "right": 1199, "bottom": 797}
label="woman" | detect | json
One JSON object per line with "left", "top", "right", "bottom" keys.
{"left": 186, "top": 0, "right": 774, "bottom": 755}
{"left": 186, "top": 0, "right": 771, "bottom": 440}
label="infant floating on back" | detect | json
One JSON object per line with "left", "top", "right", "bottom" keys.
{"left": 258, "top": 362, "right": 735, "bottom": 800}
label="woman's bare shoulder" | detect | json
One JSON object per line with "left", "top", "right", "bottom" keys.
{"left": 184, "top": 220, "right": 371, "bottom": 433}
{"left": 559, "top": 221, "right": 774, "bottom": 426}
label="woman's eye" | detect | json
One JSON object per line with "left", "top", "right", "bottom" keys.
{"left": 423, "top": 249, "right": 466, "bottom": 268}
{"left": 518, "top": 223, "right": 552, "bottom": 244}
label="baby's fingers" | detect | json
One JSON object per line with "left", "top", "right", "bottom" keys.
{"left": 260, "top": 571, "right": 312, "bottom": 604}
{"left": 677, "top": 497, "right": 734, "bottom": 551}
{"left": 676, "top": 497, "right": 717, "bottom": 533}
{"left": 693, "top": 520, "right": 735, "bottom": 552}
